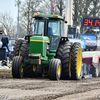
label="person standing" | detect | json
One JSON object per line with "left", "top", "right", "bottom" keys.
{"left": 85, "top": 27, "right": 95, "bottom": 35}
{"left": 1, "top": 33, "right": 10, "bottom": 52}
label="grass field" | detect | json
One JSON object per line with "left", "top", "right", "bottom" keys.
{"left": 0, "top": 68, "right": 11, "bottom": 71}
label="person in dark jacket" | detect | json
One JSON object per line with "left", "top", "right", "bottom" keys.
{"left": 1, "top": 33, "right": 10, "bottom": 52}
{"left": 48, "top": 27, "right": 53, "bottom": 35}
{"left": 85, "top": 27, "right": 95, "bottom": 35}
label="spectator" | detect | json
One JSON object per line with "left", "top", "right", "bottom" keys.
{"left": 85, "top": 27, "right": 95, "bottom": 35}
{"left": 1, "top": 33, "right": 10, "bottom": 52}
{"left": 48, "top": 27, "right": 53, "bottom": 35}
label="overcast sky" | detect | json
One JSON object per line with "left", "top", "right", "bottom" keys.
{"left": 0, "top": 0, "right": 21, "bottom": 22}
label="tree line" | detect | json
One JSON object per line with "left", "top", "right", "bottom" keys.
{"left": 0, "top": 0, "right": 100, "bottom": 38}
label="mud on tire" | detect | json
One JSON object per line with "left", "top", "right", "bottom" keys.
{"left": 56, "top": 41, "right": 71, "bottom": 79}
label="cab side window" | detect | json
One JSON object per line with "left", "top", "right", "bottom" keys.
{"left": 61, "top": 21, "right": 64, "bottom": 37}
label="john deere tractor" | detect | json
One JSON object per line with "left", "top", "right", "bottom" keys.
{"left": 12, "top": 14, "right": 82, "bottom": 80}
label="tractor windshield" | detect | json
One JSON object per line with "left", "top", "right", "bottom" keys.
{"left": 33, "top": 19, "right": 44, "bottom": 35}
{"left": 33, "top": 19, "right": 60, "bottom": 36}
{"left": 48, "top": 20, "right": 60, "bottom": 36}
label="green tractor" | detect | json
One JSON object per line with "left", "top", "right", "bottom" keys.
{"left": 12, "top": 14, "right": 82, "bottom": 80}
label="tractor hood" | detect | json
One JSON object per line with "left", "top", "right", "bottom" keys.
{"left": 30, "top": 36, "right": 50, "bottom": 57}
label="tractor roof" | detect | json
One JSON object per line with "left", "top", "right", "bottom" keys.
{"left": 33, "top": 14, "right": 64, "bottom": 20}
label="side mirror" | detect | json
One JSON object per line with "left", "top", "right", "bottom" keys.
{"left": 65, "top": 21, "right": 67, "bottom": 23}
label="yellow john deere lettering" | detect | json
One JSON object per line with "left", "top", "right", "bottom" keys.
{"left": 30, "top": 39, "right": 49, "bottom": 43}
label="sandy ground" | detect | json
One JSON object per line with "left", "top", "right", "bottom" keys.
{"left": 0, "top": 71, "right": 100, "bottom": 100}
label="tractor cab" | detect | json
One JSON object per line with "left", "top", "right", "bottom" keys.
{"left": 33, "top": 14, "right": 65, "bottom": 52}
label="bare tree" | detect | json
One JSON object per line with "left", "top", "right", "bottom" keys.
{"left": 20, "top": 0, "right": 41, "bottom": 35}
{"left": 39, "top": 0, "right": 51, "bottom": 14}
{"left": 18, "top": 25, "right": 26, "bottom": 38}
{"left": 73, "top": 0, "right": 100, "bottom": 26}
{"left": 56, "top": 0, "right": 65, "bottom": 16}
{"left": 19, "top": 0, "right": 66, "bottom": 36}
{"left": 40, "top": 0, "right": 65, "bottom": 16}
{"left": 0, "top": 12, "right": 16, "bottom": 38}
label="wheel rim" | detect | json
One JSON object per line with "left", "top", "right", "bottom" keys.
{"left": 19, "top": 47, "right": 21, "bottom": 56}
{"left": 77, "top": 48, "right": 82, "bottom": 76}
{"left": 33, "top": 64, "right": 36, "bottom": 72}
{"left": 21, "top": 63, "right": 23, "bottom": 73}
{"left": 58, "top": 65, "right": 61, "bottom": 75}
{"left": 20, "top": 61, "right": 23, "bottom": 78}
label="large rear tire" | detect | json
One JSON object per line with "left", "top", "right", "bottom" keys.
{"left": 20, "top": 40, "right": 29, "bottom": 59}
{"left": 12, "top": 56, "right": 23, "bottom": 78}
{"left": 56, "top": 41, "right": 71, "bottom": 79}
{"left": 49, "top": 59, "right": 61, "bottom": 80}
{"left": 20, "top": 40, "right": 35, "bottom": 78}
{"left": 71, "top": 42, "right": 83, "bottom": 80}
{"left": 13, "top": 39, "right": 23, "bottom": 57}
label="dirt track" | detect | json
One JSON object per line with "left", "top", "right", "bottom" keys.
{"left": 0, "top": 71, "right": 100, "bottom": 100}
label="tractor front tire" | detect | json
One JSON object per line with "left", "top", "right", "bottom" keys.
{"left": 71, "top": 42, "right": 83, "bottom": 80}
{"left": 56, "top": 41, "right": 71, "bottom": 79}
{"left": 49, "top": 59, "right": 61, "bottom": 80}
{"left": 12, "top": 56, "right": 23, "bottom": 78}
